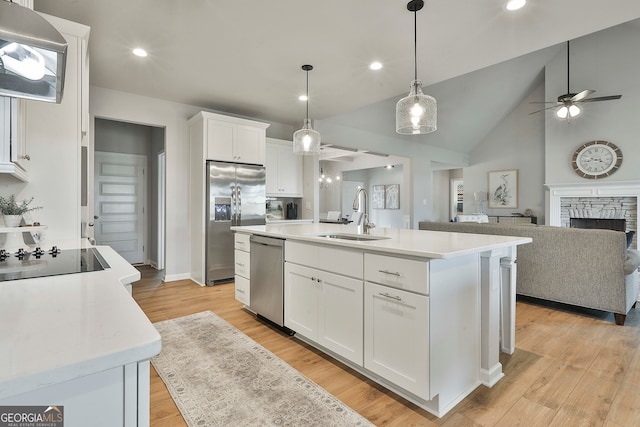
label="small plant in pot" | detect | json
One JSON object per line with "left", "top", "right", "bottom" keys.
{"left": 0, "top": 195, "right": 42, "bottom": 227}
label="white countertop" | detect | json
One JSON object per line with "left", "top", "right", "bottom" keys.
{"left": 0, "top": 244, "right": 161, "bottom": 400}
{"left": 232, "top": 223, "right": 532, "bottom": 259}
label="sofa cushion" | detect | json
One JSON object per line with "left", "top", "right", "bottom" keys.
{"left": 624, "top": 250, "right": 640, "bottom": 275}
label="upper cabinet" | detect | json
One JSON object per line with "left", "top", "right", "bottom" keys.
{"left": 266, "top": 138, "right": 303, "bottom": 197}
{"left": 189, "top": 112, "right": 270, "bottom": 165}
{"left": 0, "top": 98, "right": 28, "bottom": 181}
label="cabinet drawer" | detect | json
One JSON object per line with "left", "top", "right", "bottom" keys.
{"left": 234, "top": 233, "right": 250, "bottom": 252}
{"left": 285, "top": 241, "right": 317, "bottom": 265}
{"left": 234, "top": 275, "right": 250, "bottom": 305}
{"left": 364, "top": 253, "right": 428, "bottom": 295}
{"left": 317, "top": 245, "right": 363, "bottom": 279}
{"left": 234, "top": 249, "right": 250, "bottom": 278}
{"left": 285, "top": 241, "right": 363, "bottom": 279}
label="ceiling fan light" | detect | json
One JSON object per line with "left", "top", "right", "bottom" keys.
{"left": 506, "top": 0, "right": 526, "bottom": 11}
{"left": 556, "top": 106, "right": 569, "bottom": 119}
{"left": 569, "top": 104, "right": 581, "bottom": 117}
{"left": 396, "top": 81, "right": 437, "bottom": 134}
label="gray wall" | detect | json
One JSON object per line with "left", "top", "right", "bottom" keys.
{"left": 464, "top": 82, "right": 546, "bottom": 222}
{"left": 95, "top": 118, "right": 165, "bottom": 266}
{"left": 544, "top": 22, "right": 640, "bottom": 185}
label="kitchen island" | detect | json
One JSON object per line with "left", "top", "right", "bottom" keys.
{"left": 0, "top": 243, "right": 160, "bottom": 427}
{"left": 232, "top": 223, "right": 531, "bottom": 417}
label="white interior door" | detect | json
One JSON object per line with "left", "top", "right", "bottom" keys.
{"left": 94, "top": 151, "right": 147, "bottom": 264}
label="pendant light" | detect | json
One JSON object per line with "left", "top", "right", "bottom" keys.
{"left": 396, "top": 0, "right": 437, "bottom": 135}
{"left": 293, "top": 65, "right": 321, "bottom": 155}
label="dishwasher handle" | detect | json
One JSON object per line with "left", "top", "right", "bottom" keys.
{"left": 250, "top": 234, "right": 285, "bottom": 248}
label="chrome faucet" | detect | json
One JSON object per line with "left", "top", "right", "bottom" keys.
{"left": 352, "top": 188, "right": 376, "bottom": 234}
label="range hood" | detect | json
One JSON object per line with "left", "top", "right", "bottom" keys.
{"left": 0, "top": 1, "right": 67, "bottom": 103}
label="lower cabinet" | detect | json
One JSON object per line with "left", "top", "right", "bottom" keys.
{"left": 234, "top": 233, "right": 251, "bottom": 305}
{"left": 284, "top": 262, "right": 363, "bottom": 364}
{"left": 364, "top": 282, "right": 430, "bottom": 400}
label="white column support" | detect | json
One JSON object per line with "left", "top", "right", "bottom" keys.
{"left": 479, "top": 247, "right": 511, "bottom": 387}
{"left": 500, "top": 247, "right": 517, "bottom": 355}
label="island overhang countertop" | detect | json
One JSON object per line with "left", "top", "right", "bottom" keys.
{"left": 231, "top": 223, "right": 532, "bottom": 258}
{"left": 0, "top": 244, "right": 161, "bottom": 400}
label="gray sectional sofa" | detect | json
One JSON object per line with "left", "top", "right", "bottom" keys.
{"left": 418, "top": 221, "right": 640, "bottom": 325}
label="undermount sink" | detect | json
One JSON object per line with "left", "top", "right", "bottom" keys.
{"left": 315, "top": 233, "right": 390, "bottom": 242}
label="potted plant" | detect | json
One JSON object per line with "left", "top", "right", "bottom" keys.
{"left": 0, "top": 195, "right": 41, "bottom": 227}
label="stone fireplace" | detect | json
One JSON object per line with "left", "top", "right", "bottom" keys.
{"left": 546, "top": 182, "right": 640, "bottom": 249}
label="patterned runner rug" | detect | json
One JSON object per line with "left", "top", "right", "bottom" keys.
{"left": 152, "top": 311, "right": 373, "bottom": 426}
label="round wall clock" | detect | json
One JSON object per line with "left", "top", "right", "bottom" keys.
{"left": 571, "top": 140, "right": 622, "bottom": 179}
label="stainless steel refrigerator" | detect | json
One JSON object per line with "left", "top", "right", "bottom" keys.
{"left": 206, "top": 161, "right": 265, "bottom": 285}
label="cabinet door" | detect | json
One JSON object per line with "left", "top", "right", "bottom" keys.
{"left": 318, "top": 271, "right": 363, "bottom": 365}
{"left": 277, "top": 144, "right": 303, "bottom": 196}
{"left": 236, "top": 125, "right": 264, "bottom": 164}
{"left": 364, "top": 282, "right": 430, "bottom": 400}
{"left": 265, "top": 142, "right": 279, "bottom": 195}
{"left": 284, "top": 263, "right": 319, "bottom": 340}
{"left": 206, "top": 119, "right": 235, "bottom": 162}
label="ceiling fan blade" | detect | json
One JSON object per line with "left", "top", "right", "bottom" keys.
{"left": 570, "top": 89, "right": 595, "bottom": 102}
{"left": 529, "top": 101, "right": 559, "bottom": 104}
{"left": 578, "top": 95, "right": 622, "bottom": 102}
{"left": 529, "top": 105, "right": 558, "bottom": 115}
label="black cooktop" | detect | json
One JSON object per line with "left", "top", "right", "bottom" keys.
{"left": 0, "top": 247, "right": 110, "bottom": 282}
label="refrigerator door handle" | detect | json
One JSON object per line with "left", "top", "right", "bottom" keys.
{"left": 230, "top": 184, "right": 236, "bottom": 226}
{"left": 236, "top": 185, "right": 242, "bottom": 225}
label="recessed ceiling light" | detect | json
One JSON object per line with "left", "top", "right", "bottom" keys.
{"left": 369, "top": 61, "right": 383, "bottom": 71}
{"left": 298, "top": 95, "right": 308, "bottom": 101}
{"left": 506, "top": 0, "right": 526, "bottom": 11}
{"left": 132, "top": 48, "right": 148, "bottom": 57}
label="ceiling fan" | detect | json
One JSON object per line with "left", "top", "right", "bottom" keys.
{"left": 530, "top": 40, "right": 622, "bottom": 119}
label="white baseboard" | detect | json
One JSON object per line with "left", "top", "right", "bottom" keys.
{"left": 163, "top": 273, "right": 191, "bottom": 282}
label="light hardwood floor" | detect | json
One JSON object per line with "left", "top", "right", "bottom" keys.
{"left": 132, "top": 265, "right": 640, "bottom": 426}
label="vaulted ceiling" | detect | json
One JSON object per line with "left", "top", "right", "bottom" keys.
{"left": 34, "top": 1, "right": 640, "bottom": 154}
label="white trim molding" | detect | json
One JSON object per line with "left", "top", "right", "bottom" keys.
{"left": 546, "top": 181, "right": 640, "bottom": 227}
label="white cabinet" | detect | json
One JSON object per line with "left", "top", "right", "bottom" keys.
{"left": 234, "top": 233, "right": 251, "bottom": 305}
{"left": 266, "top": 138, "right": 303, "bottom": 197}
{"left": 0, "top": 82, "right": 28, "bottom": 182}
{"left": 364, "top": 282, "right": 430, "bottom": 400}
{"left": 363, "top": 253, "right": 431, "bottom": 400}
{"left": 285, "top": 262, "right": 363, "bottom": 364}
{"left": 189, "top": 111, "right": 269, "bottom": 165}
{"left": 284, "top": 241, "right": 364, "bottom": 364}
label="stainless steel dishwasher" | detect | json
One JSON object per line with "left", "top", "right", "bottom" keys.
{"left": 250, "top": 235, "right": 290, "bottom": 332}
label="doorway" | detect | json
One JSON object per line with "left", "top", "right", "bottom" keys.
{"left": 93, "top": 118, "right": 166, "bottom": 268}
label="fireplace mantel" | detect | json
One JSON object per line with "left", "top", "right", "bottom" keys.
{"left": 546, "top": 181, "right": 640, "bottom": 227}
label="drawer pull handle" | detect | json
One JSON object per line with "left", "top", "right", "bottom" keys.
{"left": 379, "top": 292, "right": 402, "bottom": 301}
{"left": 379, "top": 269, "right": 401, "bottom": 277}
{"left": 236, "top": 262, "right": 244, "bottom": 267}
{"left": 237, "top": 289, "right": 244, "bottom": 294}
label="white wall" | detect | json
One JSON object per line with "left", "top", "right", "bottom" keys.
{"left": 90, "top": 86, "right": 292, "bottom": 280}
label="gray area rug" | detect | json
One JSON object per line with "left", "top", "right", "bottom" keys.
{"left": 152, "top": 311, "right": 373, "bottom": 426}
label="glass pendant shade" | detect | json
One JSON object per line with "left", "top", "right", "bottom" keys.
{"left": 396, "top": 80, "right": 437, "bottom": 134}
{"left": 293, "top": 118, "right": 321, "bottom": 155}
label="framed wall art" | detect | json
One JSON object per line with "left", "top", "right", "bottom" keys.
{"left": 385, "top": 184, "right": 400, "bottom": 209}
{"left": 371, "top": 185, "right": 385, "bottom": 209}
{"left": 488, "top": 169, "right": 518, "bottom": 209}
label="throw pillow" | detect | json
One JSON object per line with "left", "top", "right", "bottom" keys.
{"left": 626, "top": 231, "right": 635, "bottom": 249}
{"left": 623, "top": 250, "right": 640, "bottom": 275}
